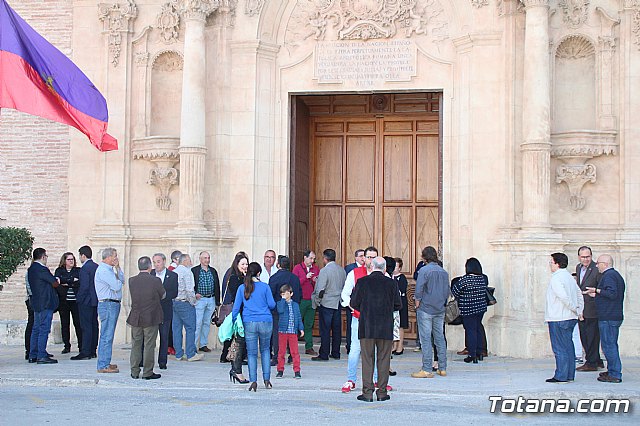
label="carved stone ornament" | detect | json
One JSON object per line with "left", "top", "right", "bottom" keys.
{"left": 157, "top": 2, "right": 181, "bottom": 43}
{"left": 551, "top": 130, "right": 617, "bottom": 211}
{"left": 634, "top": 8, "right": 640, "bottom": 50}
{"left": 470, "top": 0, "right": 488, "bottom": 8}
{"left": 178, "top": 0, "right": 221, "bottom": 21}
{"left": 98, "top": 0, "right": 139, "bottom": 67}
{"left": 285, "top": 0, "right": 449, "bottom": 49}
{"left": 555, "top": 35, "right": 595, "bottom": 59}
{"left": 497, "top": 0, "right": 525, "bottom": 16}
{"left": 132, "top": 137, "right": 181, "bottom": 211}
{"left": 559, "top": 0, "right": 590, "bottom": 29}
{"left": 556, "top": 164, "right": 596, "bottom": 210}
{"left": 245, "top": 0, "right": 263, "bottom": 17}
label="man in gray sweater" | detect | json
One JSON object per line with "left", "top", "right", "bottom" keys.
{"left": 412, "top": 246, "right": 450, "bottom": 378}
{"left": 312, "top": 248, "right": 347, "bottom": 361}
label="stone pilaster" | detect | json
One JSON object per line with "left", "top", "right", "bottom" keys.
{"left": 177, "top": 2, "right": 216, "bottom": 230}
{"left": 520, "top": 0, "right": 551, "bottom": 230}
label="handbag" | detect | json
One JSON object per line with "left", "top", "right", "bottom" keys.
{"left": 445, "top": 297, "right": 460, "bottom": 324}
{"left": 226, "top": 337, "right": 239, "bottom": 362}
{"left": 486, "top": 287, "right": 497, "bottom": 306}
{"left": 211, "top": 275, "right": 233, "bottom": 326}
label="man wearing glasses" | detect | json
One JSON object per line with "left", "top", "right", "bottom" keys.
{"left": 575, "top": 246, "right": 604, "bottom": 372}
{"left": 260, "top": 250, "right": 277, "bottom": 284}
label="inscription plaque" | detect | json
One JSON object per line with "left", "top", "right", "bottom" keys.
{"left": 314, "top": 40, "right": 417, "bottom": 88}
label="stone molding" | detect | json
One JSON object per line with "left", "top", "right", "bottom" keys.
{"left": 520, "top": 0, "right": 549, "bottom": 9}
{"left": 551, "top": 130, "right": 617, "bottom": 210}
{"left": 178, "top": 0, "right": 220, "bottom": 22}
{"left": 157, "top": 1, "right": 181, "bottom": 44}
{"left": 98, "top": 0, "right": 138, "bottom": 67}
{"left": 558, "top": 0, "right": 589, "bottom": 29}
{"left": 132, "top": 137, "right": 181, "bottom": 211}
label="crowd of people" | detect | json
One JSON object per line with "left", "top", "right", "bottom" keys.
{"left": 23, "top": 242, "right": 626, "bottom": 400}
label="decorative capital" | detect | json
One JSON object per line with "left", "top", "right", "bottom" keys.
{"left": 157, "top": 2, "right": 181, "bottom": 44}
{"left": 98, "top": 0, "right": 138, "bottom": 67}
{"left": 520, "top": 0, "right": 550, "bottom": 10}
{"left": 178, "top": 0, "right": 220, "bottom": 22}
{"left": 556, "top": 163, "right": 596, "bottom": 210}
{"left": 598, "top": 35, "right": 616, "bottom": 51}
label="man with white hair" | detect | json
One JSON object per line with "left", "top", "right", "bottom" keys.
{"left": 95, "top": 247, "right": 124, "bottom": 373}
{"left": 586, "top": 254, "right": 626, "bottom": 383}
{"left": 174, "top": 254, "right": 204, "bottom": 362}
{"left": 350, "top": 256, "right": 402, "bottom": 402}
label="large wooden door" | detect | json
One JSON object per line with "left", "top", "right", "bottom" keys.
{"left": 309, "top": 112, "right": 440, "bottom": 273}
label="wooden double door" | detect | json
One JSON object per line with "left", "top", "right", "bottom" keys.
{"left": 307, "top": 112, "right": 440, "bottom": 274}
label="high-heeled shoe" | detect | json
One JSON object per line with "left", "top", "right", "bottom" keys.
{"left": 463, "top": 356, "right": 478, "bottom": 364}
{"left": 264, "top": 380, "right": 273, "bottom": 389}
{"left": 248, "top": 382, "right": 257, "bottom": 392}
{"left": 230, "top": 371, "right": 249, "bottom": 384}
{"left": 389, "top": 369, "right": 397, "bottom": 376}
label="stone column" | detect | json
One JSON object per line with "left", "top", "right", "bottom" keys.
{"left": 520, "top": 0, "right": 551, "bottom": 229}
{"left": 177, "top": 3, "right": 215, "bottom": 230}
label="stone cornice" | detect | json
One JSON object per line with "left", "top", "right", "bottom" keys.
{"left": 520, "top": 0, "right": 550, "bottom": 9}
{"left": 550, "top": 130, "right": 618, "bottom": 158}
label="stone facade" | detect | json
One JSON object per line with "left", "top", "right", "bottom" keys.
{"left": 1, "top": 0, "right": 639, "bottom": 357}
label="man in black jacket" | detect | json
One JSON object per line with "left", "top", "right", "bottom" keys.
{"left": 351, "top": 257, "right": 402, "bottom": 402}
{"left": 27, "top": 248, "right": 60, "bottom": 364}
{"left": 152, "top": 253, "right": 179, "bottom": 369}
{"left": 71, "top": 245, "right": 99, "bottom": 361}
{"left": 575, "top": 246, "right": 603, "bottom": 372}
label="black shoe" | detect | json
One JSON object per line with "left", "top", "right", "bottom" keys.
{"left": 463, "top": 356, "right": 478, "bottom": 364}
{"left": 477, "top": 354, "right": 484, "bottom": 361}
{"left": 36, "top": 358, "right": 58, "bottom": 364}
{"left": 392, "top": 350, "right": 404, "bottom": 356}
{"left": 276, "top": 371, "right": 284, "bottom": 378}
{"left": 330, "top": 355, "right": 340, "bottom": 360}
{"left": 357, "top": 394, "right": 374, "bottom": 402}
{"left": 62, "top": 347, "right": 71, "bottom": 354}
{"left": 377, "top": 394, "right": 391, "bottom": 401}
{"left": 90, "top": 353, "right": 97, "bottom": 358}
{"left": 142, "top": 373, "right": 161, "bottom": 380}
{"left": 131, "top": 374, "right": 139, "bottom": 379}
{"left": 70, "top": 354, "right": 92, "bottom": 361}
{"left": 28, "top": 358, "right": 37, "bottom": 363}
{"left": 389, "top": 370, "right": 397, "bottom": 376}
{"left": 597, "top": 375, "right": 622, "bottom": 383}
{"left": 546, "top": 377, "right": 569, "bottom": 384}
{"left": 294, "top": 372, "right": 301, "bottom": 379}
{"left": 270, "top": 359, "right": 278, "bottom": 367}
{"left": 46, "top": 354, "right": 54, "bottom": 358}
{"left": 242, "top": 360, "right": 248, "bottom": 366}
{"left": 159, "top": 364, "right": 167, "bottom": 370}
{"left": 311, "top": 356, "right": 329, "bottom": 361}
{"left": 25, "top": 353, "right": 29, "bottom": 360}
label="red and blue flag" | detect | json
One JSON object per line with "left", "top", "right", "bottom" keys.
{"left": 0, "top": 0, "right": 117, "bottom": 151}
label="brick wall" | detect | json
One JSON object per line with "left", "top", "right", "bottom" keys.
{"left": 0, "top": 0, "right": 73, "bottom": 320}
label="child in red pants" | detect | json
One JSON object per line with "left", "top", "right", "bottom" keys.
{"left": 276, "top": 285, "right": 304, "bottom": 378}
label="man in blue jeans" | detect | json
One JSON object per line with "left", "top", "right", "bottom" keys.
{"left": 173, "top": 254, "right": 204, "bottom": 362}
{"left": 586, "top": 254, "right": 625, "bottom": 383}
{"left": 411, "top": 246, "right": 449, "bottom": 378}
{"left": 27, "top": 248, "right": 60, "bottom": 364}
{"left": 545, "top": 252, "right": 583, "bottom": 384}
{"left": 95, "top": 247, "right": 124, "bottom": 373}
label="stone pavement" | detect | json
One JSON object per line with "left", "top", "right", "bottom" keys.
{"left": 1, "top": 342, "right": 638, "bottom": 425}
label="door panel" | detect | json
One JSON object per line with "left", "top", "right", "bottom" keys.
{"left": 416, "top": 206, "right": 439, "bottom": 259}
{"left": 383, "top": 134, "right": 413, "bottom": 202}
{"left": 382, "top": 207, "right": 412, "bottom": 263}
{"left": 314, "top": 136, "right": 343, "bottom": 202}
{"left": 314, "top": 206, "right": 342, "bottom": 265}
{"left": 345, "top": 207, "right": 375, "bottom": 257}
{"left": 416, "top": 134, "right": 439, "bottom": 202}
{"left": 346, "top": 135, "right": 376, "bottom": 202}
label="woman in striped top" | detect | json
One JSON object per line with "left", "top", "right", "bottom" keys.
{"left": 451, "top": 258, "right": 488, "bottom": 364}
{"left": 54, "top": 252, "right": 81, "bottom": 354}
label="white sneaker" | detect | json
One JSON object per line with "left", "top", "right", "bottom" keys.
{"left": 175, "top": 355, "right": 187, "bottom": 361}
{"left": 187, "top": 353, "right": 204, "bottom": 362}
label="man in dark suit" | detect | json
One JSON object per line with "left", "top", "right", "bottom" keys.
{"left": 72, "top": 245, "right": 99, "bottom": 361}
{"left": 151, "top": 253, "right": 178, "bottom": 370}
{"left": 575, "top": 246, "right": 604, "bottom": 371}
{"left": 128, "top": 256, "right": 166, "bottom": 380}
{"left": 351, "top": 256, "right": 402, "bottom": 402}
{"left": 269, "top": 256, "right": 302, "bottom": 364}
{"left": 28, "top": 248, "right": 60, "bottom": 364}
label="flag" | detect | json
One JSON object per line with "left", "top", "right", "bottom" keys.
{"left": 0, "top": 0, "right": 117, "bottom": 151}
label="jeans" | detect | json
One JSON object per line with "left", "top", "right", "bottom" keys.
{"left": 97, "top": 301, "right": 120, "bottom": 370}
{"left": 195, "top": 296, "right": 215, "bottom": 348}
{"left": 462, "top": 312, "right": 484, "bottom": 358}
{"left": 245, "top": 321, "right": 272, "bottom": 383}
{"left": 599, "top": 320, "right": 623, "bottom": 380}
{"left": 318, "top": 305, "right": 341, "bottom": 359}
{"left": 548, "top": 319, "right": 577, "bottom": 381}
{"left": 172, "top": 300, "right": 197, "bottom": 359}
{"left": 299, "top": 299, "right": 315, "bottom": 350}
{"left": 416, "top": 310, "right": 447, "bottom": 371}
{"left": 29, "top": 309, "right": 54, "bottom": 360}
{"left": 347, "top": 316, "right": 377, "bottom": 383}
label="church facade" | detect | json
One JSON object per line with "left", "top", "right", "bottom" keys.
{"left": 1, "top": 0, "right": 638, "bottom": 357}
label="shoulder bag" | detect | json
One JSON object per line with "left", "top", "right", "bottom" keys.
{"left": 211, "top": 275, "right": 233, "bottom": 326}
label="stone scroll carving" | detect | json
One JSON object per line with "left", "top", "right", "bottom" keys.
{"left": 555, "top": 164, "right": 596, "bottom": 210}
{"left": 245, "top": 0, "right": 264, "bottom": 17}
{"left": 157, "top": 2, "right": 181, "bottom": 43}
{"left": 285, "top": 0, "right": 449, "bottom": 50}
{"left": 98, "top": 0, "right": 138, "bottom": 67}
{"left": 559, "top": 0, "right": 590, "bottom": 29}
{"left": 132, "top": 137, "right": 181, "bottom": 211}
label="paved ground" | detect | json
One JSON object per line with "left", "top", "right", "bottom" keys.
{"left": 1, "top": 341, "right": 638, "bottom": 425}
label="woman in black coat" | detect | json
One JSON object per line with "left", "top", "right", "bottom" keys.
{"left": 54, "top": 252, "right": 82, "bottom": 354}
{"left": 223, "top": 253, "right": 250, "bottom": 384}
{"left": 392, "top": 258, "right": 409, "bottom": 355}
